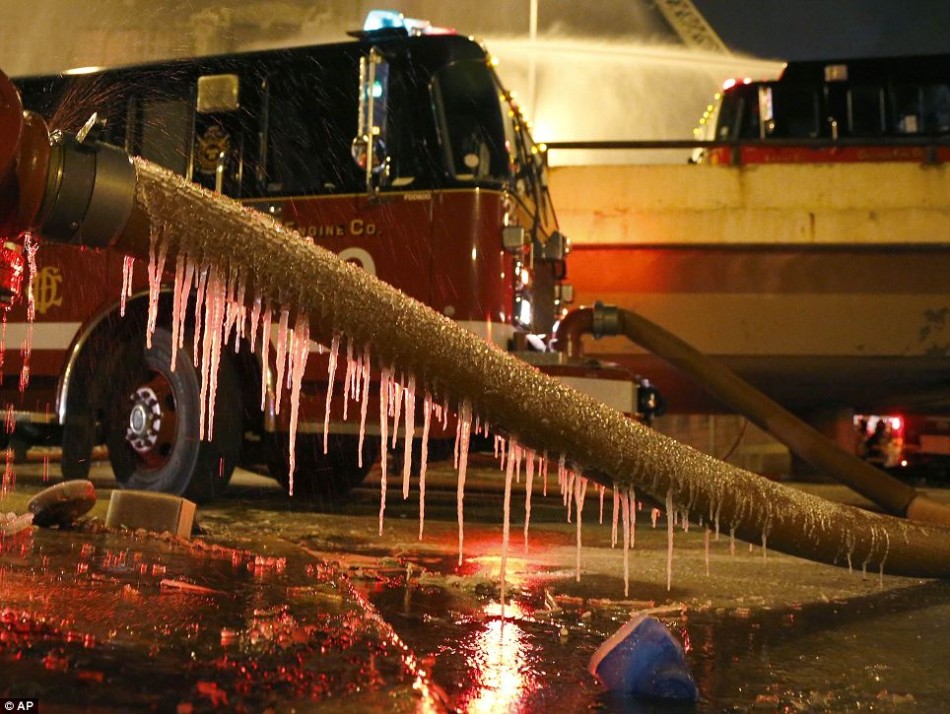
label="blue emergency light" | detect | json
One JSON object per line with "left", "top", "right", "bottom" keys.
{"left": 361, "top": 10, "right": 453, "bottom": 36}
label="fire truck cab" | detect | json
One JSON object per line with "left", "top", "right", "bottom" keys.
{"left": 5, "top": 12, "right": 641, "bottom": 501}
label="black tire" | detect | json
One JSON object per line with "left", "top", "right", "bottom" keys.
{"left": 103, "top": 326, "right": 241, "bottom": 503}
{"left": 268, "top": 433, "right": 379, "bottom": 500}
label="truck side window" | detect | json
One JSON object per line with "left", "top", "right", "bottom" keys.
{"left": 893, "top": 85, "right": 922, "bottom": 133}
{"left": 848, "top": 85, "right": 886, "bottom": 136}
{"left": 766, "top": 86, "right": 819, "bottom": 138}
{"left": 132, "top": 96, "right": 192, "bottom": 176}
{"left": 922, "top": 83, "right": 950, "bottom": 133}
{"left": 432, "top": 60, "right": 507, "bottom": 183}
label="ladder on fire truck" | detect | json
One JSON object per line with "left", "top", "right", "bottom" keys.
{"left": 653, "top": 0, "right": 730, "bottom": 54}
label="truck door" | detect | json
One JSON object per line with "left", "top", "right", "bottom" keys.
{"left": 192, "top": 72, "right": 260, "bottom": 198}
{"left": 259, "top": 50, "right": 435, "bottom": 305}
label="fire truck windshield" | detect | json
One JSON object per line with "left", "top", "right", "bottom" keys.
{"left": 431, "top": 59, "right": 509, "bottom": 183}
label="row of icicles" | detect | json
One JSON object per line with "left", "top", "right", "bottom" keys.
{"left": 0, "top": 228, "right": 781, "bottom": 604}
{"left": 130, "top": 224, "right": 785, "bottom": 600}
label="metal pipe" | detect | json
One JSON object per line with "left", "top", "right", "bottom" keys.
{"left": 554, "top": 304, "right": 950, "bottom": 527}
{"left": 2, "top": 68, "right": 950, "bottom": 577}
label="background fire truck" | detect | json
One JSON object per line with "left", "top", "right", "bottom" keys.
{"left": 4, "top": 12, "right": 642, "bottom": 502}
{"left": 694, "top": 52, "right": 950, "bottom": 164}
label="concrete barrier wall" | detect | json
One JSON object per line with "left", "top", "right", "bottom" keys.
{"left": 549, "top": 163, "right": 950, "bottom": 246}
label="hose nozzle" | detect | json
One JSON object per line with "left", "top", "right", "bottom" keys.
{"left": 1, "top": 69, "right": 136, "bottom": 244}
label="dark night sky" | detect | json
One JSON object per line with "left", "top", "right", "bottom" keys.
{"left": 693, "top": 0, "right": 950, "bottom": 61}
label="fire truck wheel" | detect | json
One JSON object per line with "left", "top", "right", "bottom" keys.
{"left": 268, "top": 434, "right": 379, "bottom": 500}
{"left": 104, "top": 326, "right": 242, "bottom": 503}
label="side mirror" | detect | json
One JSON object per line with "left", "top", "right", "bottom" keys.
{"left": 352, "top": 49, "right": 390, "bottom": 192}
{"left": 536, "top": 230, "right": 569, "bottom": 261}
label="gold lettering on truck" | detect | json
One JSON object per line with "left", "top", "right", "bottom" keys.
{"left": 35, "top": 266, "right": 64, "bottom": 314}
{"left": 285, "top": 220, "right": 379, "bottom": 238}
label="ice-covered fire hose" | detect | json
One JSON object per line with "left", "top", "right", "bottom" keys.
{"left": 2, "top": 68, "right": 949, "bottom": 577}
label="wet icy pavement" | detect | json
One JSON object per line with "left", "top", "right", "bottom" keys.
{"left": 2, "top": 456, "right": 949, "bottom": 713}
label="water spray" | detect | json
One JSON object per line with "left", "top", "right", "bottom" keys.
{"left": 2, "top": 67, "right": 950, "bottom": 578}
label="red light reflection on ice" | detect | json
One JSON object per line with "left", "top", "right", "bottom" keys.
{"left": 457, "top": 600, "right": 541, "bottom": 713}
{"left": 466, "top": 554, "right": 531, "bottom": 590}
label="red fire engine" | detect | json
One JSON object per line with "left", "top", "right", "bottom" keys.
{"left": 695, "top": 53, "right": 950, "bottom": 164}
{"left": 2, "top": 12, "right": 643, "bottom": 502}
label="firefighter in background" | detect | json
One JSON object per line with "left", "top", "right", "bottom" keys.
{"left": 864, "top": 419, "right": 893, "bottom": 467}
{"left": 636, "top": 376, "right": 666, "bottom": 426}
{"left": 855, "top": 417, "right": 870, "bottom": 458}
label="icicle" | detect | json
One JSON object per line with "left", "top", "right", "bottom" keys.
{"left": 453, "top": 410, "right": 461, "bottom": 469}
{"left": 620, "top": 491, "right": 630, "bottom": 597}
{"left": 500, "top": 438, "right": 517, "bottom": 620}
{"left": 628, "top": 486, "right": 636, "bottom": 549}
{"left": 456, "top": 399, "right": 473, "bottom": 566}
{"left": 192, "top": 266, "right": 209, "bottom": 369}
{"left": 286, "top": 314, "right": 310, "bottom": 497}
{"left": 222, "top": 266, "right": 238, "bottom": 347}
{"left": 232, "top": 272, "right": 247, "bottom": 350}
{"left": 199, "top": 266, "right": 227, "bottom": 440}
{"left": 341, "top": 339, "right": 354, "bottom": 421}
{"left": 666, "top": 490, "right": 674, "bottom": 592}
{"left": 598, "top": 485, "right": 605, "bottom": 524}
{"left": 248, "top": 295, "right": 262, "bottom": 354}
{"left": 120, "top": 255, "right": 135, "bottom": 317}
{"left": 323, "top": 334, "right": 340, "bottom": 455}
{"left": 259, "top": 301, "right": 272, "bottom": 410}
{"left": 514, "top": 443, "right": 522, "bottom": 484}
{"left": 18, "top": 234, "right": 38, "bottom": 393}
{"left": 0, "top": 313, "right": 6, "bottom": 372}
{"left": 196, "top": 267, "right": 215, "bottom": 439}
{"left": 378, "top": 366, "right": 392, "bottom": 535}
{"left": 565, "top": 470, "right": 575, "bottom": 523}
{"left": 169, "top": 253, "right": 186, "bottom": 370}
{"left": 418, "top": 391, "right": 432, "bottom": 540}
{"left": 2, "top": 448, "right": 14, "bottom": 499}
{"left": 402, "top": 375, "right": 416, "bottom": 500}
{"left": 390, "top": 379, "right": 403, "bottom": 449}
{"left": 523, "top": 448, "right": 535, "bottom": 553}
{"left": 176, "top": 257, "right": 196, "bottom": 353}
{"left": 350, "top": 346, "right": 360, "bottom": 401}
{"left": 611, "top": 487, "right": 620, "bottom": 548}
{"left": 357, "top": 346, "right": 371, "bottom": 468}
{"left": 273, "top": 308, "right": 290, "bottom": 416}
{"left": 17, "top": 322, "right": 31, "bottom": 393}
{"left": 145, "top": 228, "right": 168, "bottom": 350}
{"left": 574, "top": 474, "right": 588, "bottom": 582}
